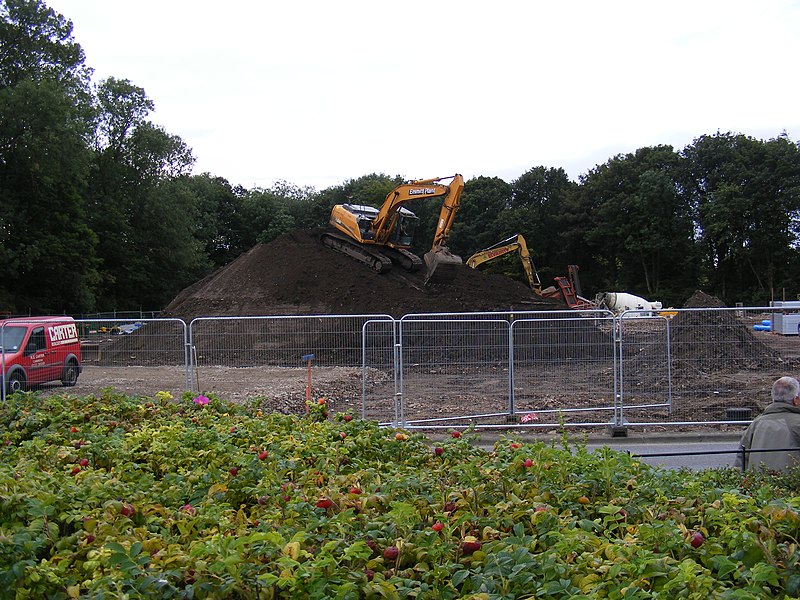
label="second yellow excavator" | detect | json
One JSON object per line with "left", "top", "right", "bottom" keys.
{"left": 466, "top": 234, "right": 542, "bottom": 294}
{"left": 322, "top": 174, "right": 464, "bottom": 284}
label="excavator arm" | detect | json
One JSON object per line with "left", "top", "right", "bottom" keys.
{"left": 466, "top": 234, "right": 542, "bottom": 293}
{"left": 370, "top": 177, "right": 451, "bottom": 244}
{"left": 325, "top": 174, "right": 465, "bottom": 285}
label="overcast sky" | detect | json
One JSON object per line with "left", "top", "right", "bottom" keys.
{"left": 46, "top": 1, "right": 800, "bottom": 191}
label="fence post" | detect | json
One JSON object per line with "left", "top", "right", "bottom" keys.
{"left": 739, "top": 445, "right": 747, "bottom": 472}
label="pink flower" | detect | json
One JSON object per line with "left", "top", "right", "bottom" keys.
{"left": 193, "top": 395, "right": 210, "bottom": 405}
{"left": 520, "top": 413, "right": 539, "bottom": 423}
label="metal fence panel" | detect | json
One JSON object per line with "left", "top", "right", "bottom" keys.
{"left": 361, "top": 319, "right": 398, "bottom": 424}
{"left": 188, "top": 315, "right": 393, "bottom": 415}
{"left": 618, "top": 306, "right": 794, "bottom": 426}
{"left": 511, "top": 312, "right": 617, "bottom": 429}
{"left": 77, "top": 318, "right": 189, "bottom": 398}
{"left": 398, "top": 317, "right": 511, "bottom": 428}
{"left": 1, "top": 318, "right": 188, "bottom": 401}
{"left": 4, "top": 306, "right": 795, "bottom": 432}
{"left": 617, "top": 313, "right": 672, "bottom": 425}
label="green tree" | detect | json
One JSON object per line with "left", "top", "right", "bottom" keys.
{"left": 681, "top": 132, "right": 800, "bottom": 304}
{"left": 181, "top": 174, "right": 248, "bottom": 268}
{"left": 447, "top": 176, "right": 511, "bottom": 258}
{"left": 561, "top": 146, "right": 696, "bottom": 304}
{"left": 239, "top": 189, "right": 296, "bottom": 247}
{"left": 0, "top": 0, "right": 90, "bottom": 90}
{"left": 505, "top": 166, "right": 576, "bottom": 285}
{"left": 89, "top": 77, "right": 197, "bottom": 309}
{"left": 0, "top": 0, "right": 98, "bottom": 313}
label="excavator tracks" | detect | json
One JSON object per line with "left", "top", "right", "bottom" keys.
{"left": 381, "top": 247, "right": 422, "bottom": 272}
{"left": 320, "top": 232, "right": 393, "bottom": 273}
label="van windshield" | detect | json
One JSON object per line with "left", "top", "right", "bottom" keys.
{"left": 1, "top": 326, "right": 27, "bottom": 352}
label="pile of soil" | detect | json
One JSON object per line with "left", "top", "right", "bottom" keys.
{"left": 668, "top": 290, "right": 779, "bottom": 369}
{"left": 162, "top": 229, "right": 563, "bottom": 319}
{"left": 624, "top": 289, "right": 780, "bottom": 386}
{"left": 98, "top": 230, "right": 569, "bottom": 366}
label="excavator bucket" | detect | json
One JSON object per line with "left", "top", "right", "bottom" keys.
{"left": 423, "top": 247, "right": 462, "bottom": 285}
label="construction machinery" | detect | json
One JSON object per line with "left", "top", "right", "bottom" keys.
{"left": 467, "top": 236, "right": 597, "bottom": 310}
{"left": 541, "top": 264, "right": 596, "bottom": 309}
{"left": 323, "top": 174, "right": 464, "bottom": 284}
{"left": 466, "top": 234, "right": 542, "bottom": 294}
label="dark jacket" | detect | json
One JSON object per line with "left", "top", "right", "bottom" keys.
{"left": 735, "top": 403, "right": 800, "bottom": 471}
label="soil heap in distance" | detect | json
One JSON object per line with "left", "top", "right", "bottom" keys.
{"left": 162, "top": 229, "right": 563, "bottom": 319}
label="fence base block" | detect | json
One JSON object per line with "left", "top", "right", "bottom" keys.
{"left": 609, "top": 425, "right": 628, "bottom": 438}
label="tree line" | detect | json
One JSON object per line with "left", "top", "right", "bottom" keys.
{"left": 2, "top": 0, "right": 800, "bottom": 315}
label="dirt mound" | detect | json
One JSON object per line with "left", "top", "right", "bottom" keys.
{"left": 671, "top": 290, "right": 778, "bottom": 368}
{"left": 682, "top": 289, "right": 727, "bottom": 309}
{"left": 624, "top": 290, "right": 779, "bottom": 381}
{"left": 162, "top": 229, "right": 563, "bottom": 319}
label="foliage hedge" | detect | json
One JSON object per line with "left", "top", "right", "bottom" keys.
{"left": 1, "top": 390, "right": 800, "bottom": 599}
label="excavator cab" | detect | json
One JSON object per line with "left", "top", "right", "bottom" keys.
{"left": 388, "top": 209, "right": 419, "bottom": 248}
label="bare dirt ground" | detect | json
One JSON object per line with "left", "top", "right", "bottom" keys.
{"left": 27, "top": 322, "right": 795, "bottom": 435}
{"left": 20, "top": 232, "right": 800, "bottom": 435}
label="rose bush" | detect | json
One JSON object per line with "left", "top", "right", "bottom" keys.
{"left": 0, "top": 390, "right": 799, "bottom": 598}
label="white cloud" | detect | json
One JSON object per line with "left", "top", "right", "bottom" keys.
{"left": 48, "top": 0, "right": 800, "bottom": 189}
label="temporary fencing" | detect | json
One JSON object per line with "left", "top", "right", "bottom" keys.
{"left": 2, "top": 307, "right": 795, "bottom": 431}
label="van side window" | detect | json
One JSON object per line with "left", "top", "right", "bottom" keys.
{"left": 25, "top": 327, "right": 46, "bottom": 355}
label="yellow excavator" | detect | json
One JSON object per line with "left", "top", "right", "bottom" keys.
{"left": 322, "top": 174, "right": 464, "bottom": 284}
{"left": 466, "top": 234, "right": 542, "bottom": 294}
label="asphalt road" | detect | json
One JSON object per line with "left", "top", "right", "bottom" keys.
{"left": 426, "top": 430, "right": 746, "bottom": 471}
{"left": 585, "top": 438, "right": 743, "bottom": 470}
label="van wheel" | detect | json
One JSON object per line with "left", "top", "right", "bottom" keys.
{"left": 61, "top": 360, "right": 79, "bottom": 387}
{"left": 7, "top": 371, "right": 26, "bottom": 394}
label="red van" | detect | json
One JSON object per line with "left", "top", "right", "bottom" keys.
{"left": 1, "top": 317, "right": 82, "bottom": 395}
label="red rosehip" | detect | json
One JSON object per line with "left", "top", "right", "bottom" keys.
{"left": 433, "top": 446, "right": 444, "bottom": 456}
{"left": 349, "top": 487, "right": 362, "bottom": 495}
{"left": 229, "top": 467, "right": 239, "bottom": 476}
{"left": 70, "top": 426, "right": 78, "bottom": 433}
{"left": 524, "top": 458, "right": 533, "bottom": 468}
{"left": 258, "top": 451, "right": 268, "bottom": 460}
{"left": 690, "top": 531, "right": 704, "bottom": 548}
{"left": 431, "top": 522, "right": 444, "bottom": 532}
{"left": 461, "top": 539, "right": 482, "bottom": 554}
{"left": 70, "top": 466, "right": 81, "bottom": 475}
{"left": 120, "top": 503, "right": 135, "bottom": 517}
{"left": 315, "top": 498, "right": 333, "bottom": 509}
{"left": 343, "top": 414, "right": 353, "bottom": 422}
{"left": 383, "top": 545, "right": 399, "bottom": 560}
{"left": 451, "top": 431, "right": 461, "bottom": 438}
{"left": 79, "top": 458, "right": 89, "bottom": 467}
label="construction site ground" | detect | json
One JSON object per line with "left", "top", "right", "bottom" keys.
{"left": 21, "top": 229, "right": 800, "bottom": 438}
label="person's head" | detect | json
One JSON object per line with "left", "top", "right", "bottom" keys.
{"left": 771, "top": 376, "right": 800, "bottom": 405}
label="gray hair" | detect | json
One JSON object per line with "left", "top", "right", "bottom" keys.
{"left": 772, "top": 376, "right": 800, "bottom": 403}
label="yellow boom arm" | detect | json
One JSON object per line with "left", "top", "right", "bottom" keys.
{"left": 466, "top": 234, "right": 542, "bottom": 293}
